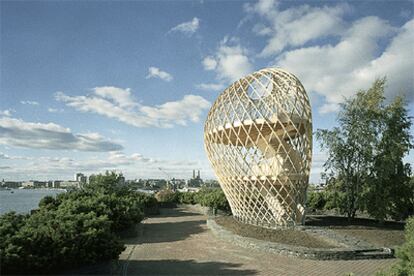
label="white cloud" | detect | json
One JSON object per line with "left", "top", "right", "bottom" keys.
{"left": 0, "top": 117, "right": 123, "bottom": 151}
{"left": 196, "top": 83, "right": 226, "bottom": 92}
{"left": 202, "top": 56, "right": 217, "bottom": 71}
{"left": 0, "top": 150, "right": 206, "bottom": 181}
{"left": 246, "top": 0, "right": 348, "bottom": 56}
{"left": 310, "top": 152, "right": 329, "bottom": 183}
{"left": 319, "top": 103, "right": 340, "bottom": 114}
{"left": 47, "top": 108, "right": 64, "bottom": 113}
{"left": 169, "top": 17, "right": 200, "bottom": 36}
{"left": 0, "top": 152, "right": 10, "bottom": 159}
{"left": 56, "top": 87, "right": 211, "bottom": 128}
{"left": 146, "top": 67, "right": 173, "bottom": 82}
{"left": 277, "top": 17, "right": 413, "bottom": 113}
{"left": 140, "top": 95, "right": 211, "bottom": 127}
{"left": 0, "top": 110, "right": 12, "bottom": 116}
{"left": 93, "top": 86, "right": 137, "bottom": 108}
{"left": 20, "top": 100, "right": 39, "bottom": 105}
{"left": 0, "top": 152, "right": 29, "bottom": 160}
{"left": 242, "top": 1, "right": 413, "bottom": 113}
{"left": 203, "top": 37, "right": 254, "bottom": 82}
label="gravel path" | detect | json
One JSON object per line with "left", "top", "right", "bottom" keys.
{"left": 119, "top": 207, "right": 397, "bottom": 276}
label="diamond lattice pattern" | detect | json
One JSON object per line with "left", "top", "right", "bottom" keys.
{"left": 204, "top": 68, "right": 312, "bottom": 228}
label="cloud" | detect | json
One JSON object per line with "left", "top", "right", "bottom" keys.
{"left": 242, "top": 1, "right": 413, "bottom": 113}
{"left": 203, "top": 37, "right": 254, "bottom": 82}
{"left": 319, "top": 103, "right": 340, "bottom": 114}
{"left": 0, "top": 152, "right": 30, "bottom": 160}
{"left": 0, "top": 150, "right": 206, "bottom": 181}
{"left": 245, "top": 0, "right": 349, "bottom": 56}
{"left": 196, "top": 83, "right": 226, "bottom": 92}
{"left": 56, "top": 87, "right": 211, "bottom": 128}
{"left": 146, "top": 67, "right": 173, "bottom": 82}
{"left": 169, "top": 17, "right": 200, "bottom": 36}
{"left": 202, "top": 56, "right": 217, "bottom": 71}
{"left": 20, "top": 100, "right": 39, "bottom": 105}
{"left": 0, "top": 152, "right": 10, "bottom": 159}
{"left": 277, "top": 17, "right": 413, "bottom": 112}
{"left": 140, "top": 95, "right": 211, "bottom": 127}
{"left": 93, "top": 86, "right": 137, "bottom": 108}
{"left": 0, "top": 110, "right": 12, "bottom": 116}
{"left": 310, "top": 153, "right": 329, "bottom": 183}
{"left": 0, "top": 117, "right": 123, "bottom": 151}
{"left": 47, "top": 108, "right": 64, "bottom": 113}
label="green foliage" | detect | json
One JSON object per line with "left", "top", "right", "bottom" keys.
{"left": 0, "top": 172, "right": 146, "bottom": 274}
{"left": 365, "top": 97, "right": 413, "bottom": 221}
{"left": 307, "top": 190, "right": 326, "bottom": 210}
{"left": 195, "top": 188, "right": 231, "bottom": 212}
{"left": 379, "top": 217, "right": 414, "bottom": 276}
{"left": 157, "top": 188, "right": 231, "bottom": 213}
{"left": 133, "top": 192, "right": 159, "bottom": 215}
{"left": 1, "top": 209, "right": 124, "bottom": 274}
{"left": 134, "top": 192, "right": 158, "bottom": 209}
{"left": 177, "top": 191, "right": 197, "bottom": 204}
{"left": 316, "top": 78, "right": 413, "bottom": 221}
{"left": 394, "top": 216, "right": 414, "bottom": 275}
{"left": 86, "top": 171, "right": 124, "bottom": 194}
{"left": 155, "top": 189, "right": 179, "bottom": 203}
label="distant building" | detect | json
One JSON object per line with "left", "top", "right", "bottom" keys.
{"left": 1, "top": 180, "right": 21, "bottom": 189}
{"left": 187, "top": 169, "right": 203, "bottom": 187}
{"left": 75, "top": 173, "right": 87, "bottom": 185}
{"left": 59, "top": 181, "right": 81, "bottom": 189}
{"left": 22, "top": 181, "right": 47, "bottom": 188}
{"left": 52, "top": 180, "right": 63, "bottom": 188}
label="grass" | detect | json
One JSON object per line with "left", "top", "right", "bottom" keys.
{"left": 214, "top": 216, "right": 337, "bottom": 248}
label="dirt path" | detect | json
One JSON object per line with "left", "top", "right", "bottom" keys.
{"left": 119, "top": 207, "right": 396, "bottom": 276}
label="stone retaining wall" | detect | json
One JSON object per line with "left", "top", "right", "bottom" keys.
{"left": 207, "top": 218, "right": 394, "bottom": 260}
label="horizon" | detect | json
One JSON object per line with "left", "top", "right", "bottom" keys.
{"left": 1, "top": 0, "right": 413, "bottom": 183}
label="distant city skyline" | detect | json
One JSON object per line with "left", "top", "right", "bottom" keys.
{"left": 1, "top": 0, "right": 413, "bottom": 182}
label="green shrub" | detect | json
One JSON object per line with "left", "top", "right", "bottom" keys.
{"left": 394, "top": 216, "right": 414, "bottom": 275}
{"left": 0, "top": 208, "right": 124, "bottom": 274}
{"left": 195, "top": 188, "right": 230, "bottom": 212}
{"left": 0, "top": 172, "right": 146, "bottom": 274}
{"left": 307, "top": 191, "right": 327, "bottom": 210}
{"left": 178, "top": 191, "right": 197, "bottom": 204}
{"left": 133, "top": 192, "right": 159, "bottom": 215}
{"left": 155, "top": 189, "right": 179, "bottom": 204}
{"left": 134, "top": 192, "right": 158, "bottom": 208}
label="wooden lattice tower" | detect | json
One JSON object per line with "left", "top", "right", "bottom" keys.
{"left": 204, "top": 68, "right": 312, "bottom": 228}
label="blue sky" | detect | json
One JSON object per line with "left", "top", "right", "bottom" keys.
{"left": 1, "top": 0, "right": 413, "bottom": 182}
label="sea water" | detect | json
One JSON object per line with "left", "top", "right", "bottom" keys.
{"left": 0, "top": 189, "right": 65, "bottom": 215}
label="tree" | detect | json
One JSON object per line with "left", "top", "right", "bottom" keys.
{"left": 316, "top": 79, "right": 384, "bottom": 219}
{"left": 316, "top": 78, "right": 413, "bottom": 221}
{"left": 365, "top": 97, "right": 413, "bottom": 221}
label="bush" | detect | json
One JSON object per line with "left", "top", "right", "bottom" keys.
{"left": 0, "top": 172, "right": 146, "bottom": 274}
{"left": 178, "top": 191, "right": 197, "bottom": 204}
{"left": 307, "top": 191, "right": 326, "bottom": 210}
{"left": 133, "top": 192, "right": 159, "bottom": 215}
{"left": 394, "top": 216, "right": 414, "bottom": 275}
{"left": 0, "top": 208, "right": 124, "bottom": 274}
{"left": 195, "top": 188, "right": 231, "bottom": 212}
{"left": 155, "top": 189, "right": 179, "bottom": 207}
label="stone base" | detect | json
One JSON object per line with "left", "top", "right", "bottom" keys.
{"left": 207, "top": 218, "right": 394, "bottom": 260}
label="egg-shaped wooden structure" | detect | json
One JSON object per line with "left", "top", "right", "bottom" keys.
{"left": 204, "top": 68, "right": 312, "bottom": 228}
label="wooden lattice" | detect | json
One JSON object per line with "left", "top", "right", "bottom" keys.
{"left": 204, "top": 68, "right": 312, "bottom": 228}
